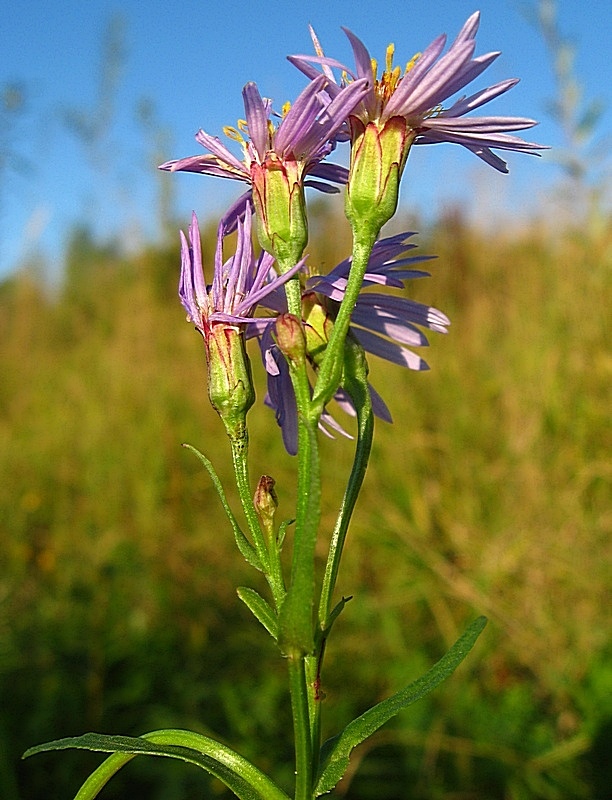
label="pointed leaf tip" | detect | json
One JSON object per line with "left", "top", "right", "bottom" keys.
{"left": 315, "top": 616, "right": 487, "bottom": 795}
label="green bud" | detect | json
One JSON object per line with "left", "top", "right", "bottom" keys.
{"left": 274, "top": 313, "right": 307, "bottom": 367}
{"left": 302, "top": 292, "right": 334, "bottom": 366}
{"left": 205, "top": 323, "right": 255, "bottom": 442}
{"left": 250, "top": 158, "right": 308, "bottom": 268}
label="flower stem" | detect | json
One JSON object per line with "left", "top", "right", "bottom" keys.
{"left": 274, "top": 258, "right": 324, "bottom": 797}
{"left": 318, "top": 339, "right": 374, "bottom": 631}
{"left": 312, "top": 228, "right": 378, "bottom": 412}
{"left": 274, "top": 261, "right": 322, "bottom": 656}
{"left": 230, "top": 436, "right": 288, "bottom": 608}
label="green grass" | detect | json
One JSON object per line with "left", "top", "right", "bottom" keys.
{"left": 1, "top": 212, "right": 610, "bottom": 799}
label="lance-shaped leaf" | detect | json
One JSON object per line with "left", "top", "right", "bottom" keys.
{"left": 237, "top": 586, "right": 279, "bottom": 639}
{"left": 315, "top": 615, "right": 487, "bottom": 795}
{"left": 23, "top": 729, "right": 290, "bottom": 800}
{"left": 183, "top": 443, "right": 262, "bottom": 571}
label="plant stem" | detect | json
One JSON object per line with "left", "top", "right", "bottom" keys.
{"left": 312, "top": 229, "right": 378, "bottom": 412}
{"left": 274, "top": 260, "right": 324, "bottom": 797}
{"left": 304, "top": 641, "right": 325, "bottom": 785}
{"left": 288, "top": 655, "right": 313, "bottom": 800}
{"left": 230, "top": 437, "right": 288, "bottom": 608}
{"left": 318, "top": 340, "right": 374, "bottom": 631}
{"left": 275, "top": 261, "right": 322, "bottom": 656}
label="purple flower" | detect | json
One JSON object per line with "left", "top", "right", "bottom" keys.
{"left": 257, "top": 232, "right": 448, "bottom": 454}
{"left": 179, "top": 205, "right": 303, "bottom": 333}
{"left": 161, "top": 76, "right": 371, "bottom": 240}
{"left": 307, "top": 234, "right": 448, "bottom": 371}
{"left": 180, "top": 205, "right": 305, "bottom": 433}
{"left": 289, "top": 11, "right": 547, "bottom": 173}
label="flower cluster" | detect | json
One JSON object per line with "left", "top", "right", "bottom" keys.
{"left": 164, "top": 12, "right": 545, "bottom": 451}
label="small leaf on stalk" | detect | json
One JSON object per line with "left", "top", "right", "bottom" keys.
{"left": 237, "top": 587, "right": 279, "bottom": 639}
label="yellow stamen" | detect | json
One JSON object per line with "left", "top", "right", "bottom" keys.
{"left": 385, "top": 43, "right": 395, "bottom": 75}
{"left": 405, "top": 52, "right": 421, "bottom": 73}
{"left": 223, "top": 125, "right": 245, "bottom": 143}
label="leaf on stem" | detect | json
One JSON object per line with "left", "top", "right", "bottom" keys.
{"left": 23, "top": 730, "right": 290, "bottom": 800}
{"left": 315, "top": 616, "right": 487, "bottom": 796}
{"left": 237, "top": 586, "right": 279, "bottom": 639}
{"left": 183, "top": 443, "right": 262, "bottom": 571}
{"left": 277, "top": 518, "right": 293, "bottom": 549}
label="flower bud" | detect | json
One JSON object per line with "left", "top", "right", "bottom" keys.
{"left": 205, "top": 323, "right": 255, "bottom": 441}
{"left": 345, "top": 116, "right": 416, "bottom": 238}
{"left": 274, "top": 313, "right": 307, "bottom": 367}
{"left": 254, "top": 475, "right": 278, "bottom": 532}
{"left": 250, "top": 158, "right": 309, "bottom": 268}
{"left": 302, "top": 292, "right": 334, "bottom": 366}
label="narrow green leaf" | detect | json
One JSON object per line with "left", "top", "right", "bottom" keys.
{"left": 237, "top": 586, "right": 278, "bottom": 639}
{"left": 183, "top": 443, "right": 262, "bottom": 571}
{"left": 24, "top": 729, "right": 290, "bottom": 800}
{"left": 319, "top": 337, "right": 372, "bottom": 633}
{"left": 277, "top": 518, "right": 293, "bottom": 549}
{"left": 315, "top": 616, "right": 487, "bottom": 795}
{"left": 325, "top": 595, "right": 353, "bottom": 634}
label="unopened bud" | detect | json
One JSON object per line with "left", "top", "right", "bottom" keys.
{"left": 254, "top": 475, "right": 278, "bottom": 531}
{"left": 205, "top": 323, "right": 255, "bottom": 441}
{"left": 274, "top": 313, "right": 307, "bottom": 366}
{"left": 302, "top": 292, "right": 333, "bottom": 366}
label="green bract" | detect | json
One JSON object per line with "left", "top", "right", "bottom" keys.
{"left": 205, "top": 324, "right": 255, "bottom": 441}
{"left": 251, "top": 159, "right": 309, "bottom": 267}
{"left": 345, "top": 117, "right": 416, "bottom": 239}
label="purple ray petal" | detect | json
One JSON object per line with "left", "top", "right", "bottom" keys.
{"left": 352, "top": 327, "right": 430, "bottom": 371}
{"left": 242, "top": 82, "right": 270, "bottom": 160}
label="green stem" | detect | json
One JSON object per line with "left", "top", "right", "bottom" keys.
{"left": 265, "top": 522, "right": 286, "bottom": 613}
{"left": 273, "top": 258, "right": 324, "bottom": 796}
{"left": 230, "top": 437, "right": 286, "bottom": 609}
{"left": 318, "top": 340, "right": 374, "bottom": 631}
{"left": 304, "top": 640, "right": 325, "bottom": 785}
{"left": 279, "top": 410, "right": 320, "bottom": 655}
{"left": 288, "top": 656, "right": 313, "bottom": 800}
{"left": 275, "top": 260, "right": 322, "bottom": 657}
{"left": 312, "top": 229, "right": 378, "bottom": 412}
{"left": 283, "top": 273, "right": 304, "bottom": 320}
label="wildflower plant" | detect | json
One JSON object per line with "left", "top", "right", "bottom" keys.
{"left": 25, "top": 11, "right": 546, "bottom": 799}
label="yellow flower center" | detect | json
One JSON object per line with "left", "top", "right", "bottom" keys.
{"left": 371, "top": 44, "right": 421, "bottom": 108}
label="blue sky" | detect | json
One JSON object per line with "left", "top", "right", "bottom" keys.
{"left": 1, "top": 0, "right": 610, "bottom": 278}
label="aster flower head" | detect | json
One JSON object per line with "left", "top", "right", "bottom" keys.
{"left": 162, "top": 75, "right": 371, "bottom": 265}
{"left": 290, "top": 11, "right": 548, "bottom": 172}
{"left": 180, "top": 206, "right": 303, "bottom": 436}
{"left": 289, "top": 12, "right": 547, "bottom": 236}
{"left": 257, "top": 232, "right": 449, "bottom": 454}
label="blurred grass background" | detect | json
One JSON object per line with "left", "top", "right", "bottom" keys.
{"left": 1, "top": 202, "right": 610, "bottom": 799}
